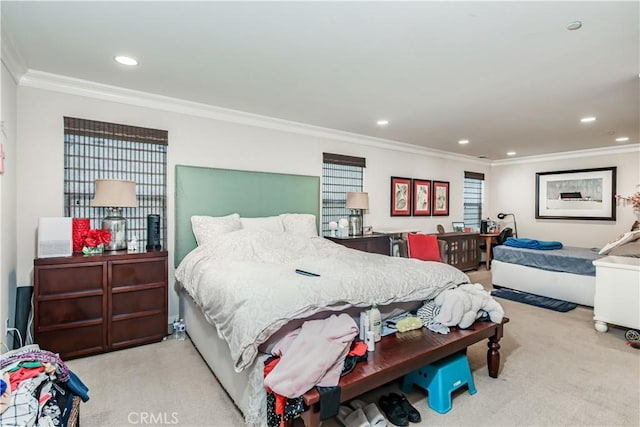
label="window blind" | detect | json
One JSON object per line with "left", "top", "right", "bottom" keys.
{"left": 463, "top": 171, "right": 484, "bottom": 230}
{"left": 63, "top": 117, "right": 168, "bottom": 250}
{"left": 322, "top": 153, "right": 365, "bottom": 235}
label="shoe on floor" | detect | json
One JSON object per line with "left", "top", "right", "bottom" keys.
{"left": 349, "top": 399, "right": 387, "bottom": 427}
{"left": 378, "top": 394, "right": 408, "bottom": 427}
{"left": 388, "top": 393, "right": 421, "bottom": 423}
{"left": 337, "top": 405, "right": 370, "bottom": 427}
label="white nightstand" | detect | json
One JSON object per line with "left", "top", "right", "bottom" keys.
{"left": 592, "top": 256, "right": 640, "bottom": 333}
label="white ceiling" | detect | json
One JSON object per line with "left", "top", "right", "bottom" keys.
{"left": 2, "top": 1, "right": 639, "bottom": 160}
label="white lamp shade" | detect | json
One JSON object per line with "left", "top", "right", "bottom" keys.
{"left": 91, "top": 179, "right": 138, "bottom": 208}
{"left": 346, "top": 192, "right": 369, "bottom": 210}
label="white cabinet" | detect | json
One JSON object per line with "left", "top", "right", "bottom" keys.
{"left": 592, "top": 256, "right": 640, "bottom": 333}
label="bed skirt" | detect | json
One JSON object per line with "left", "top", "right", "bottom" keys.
{"left": 181, "top": 292, "right": 267, "bottom": 424}
{"left": 491, "top": 260, "right": 595, "bottom": 306}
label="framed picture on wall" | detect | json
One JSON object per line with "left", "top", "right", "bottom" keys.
{"left": 432, "top": 180, "right": 450, "bottom": 216}
{"left": 535, "top": 167, "right": 616, "bottom": 220}
{"left": 390, "top": 176, "right": 412, "bottom": 216}
{"left": 412, "top": 179, "right": 431, "bottom": 216}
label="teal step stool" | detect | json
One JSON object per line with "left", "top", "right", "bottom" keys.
{"left": 401, "top": 351, "right": 477, "bottom": 414}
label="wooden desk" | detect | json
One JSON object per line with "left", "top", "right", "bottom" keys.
{"left": 480, "top": 233, "right": 499, "bottom": 270}
{"left": 299, "top": 318, "right": 509, "bottom": 427}
{"left": 325, "top": 234, "right": 390, "bottom": 255}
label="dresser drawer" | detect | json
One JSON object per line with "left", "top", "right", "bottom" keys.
{"left": 38, "top": 295, "right": 103, "bottom": 326}
{"left": 36, "top": 324, "right": 105, "bottom": 359}
{"left": 112, "top": 287, "right": 165, "bottom": 317}
{"left": 111, "top": 259, "right": 166, "bottom": 289}
{"left": 111, "top": 313, "right": 167, "bottom": 348}
{"left": 36, "top": 264, "right": 103, "bottom": 295}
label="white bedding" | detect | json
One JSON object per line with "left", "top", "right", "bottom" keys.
{"left": 175, "top": 229, "right": 469, "bottom": 372}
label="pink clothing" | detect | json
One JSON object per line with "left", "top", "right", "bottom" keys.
{"left": 264, "top": 313, "right": 358, "bottom": 398}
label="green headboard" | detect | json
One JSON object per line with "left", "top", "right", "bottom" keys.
{"left": 175, "top": 165, "right": 320, "bottom": 266}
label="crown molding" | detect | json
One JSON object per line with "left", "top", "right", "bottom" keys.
{"left": 19, "top": 69, "right": 490, "bottom": 166}
{"left": 1, "top": 29, "right": 27, "bottom": 84}
{"left": 491, "top": 144, "right": 640, "bottom": 166}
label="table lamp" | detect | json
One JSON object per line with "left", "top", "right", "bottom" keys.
{"left": 92, "top": 179, "right": 138, "bottom": 251}
{"left": 346, "top": 192, "right": 369, "bottom": 236}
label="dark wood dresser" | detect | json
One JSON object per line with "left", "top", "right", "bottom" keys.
{"left": 431, "top": 232, "right": 480, "bottom": 271}
{"left": 325, "top": 234, "right": 391, "bottom": 255}
{"left": 34, "top": 250, "right": 168, "bottom": 359}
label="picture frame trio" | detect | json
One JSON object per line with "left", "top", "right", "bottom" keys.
{"left": 390, "top": 176, "right": 449, "bottom": 217}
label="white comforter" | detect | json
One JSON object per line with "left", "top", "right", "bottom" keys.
{"left": 175, "top": 229, "right": 469, "bottom": 372}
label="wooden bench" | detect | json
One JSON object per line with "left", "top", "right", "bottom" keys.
{"left": 297, "top": 318, "right": 509, "bottom": 427}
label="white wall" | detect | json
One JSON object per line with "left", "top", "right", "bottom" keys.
{"left": 1, "top": 61, "right": 18, "bottom": 346}
{"left": 16, "top": 85, "right": 491, "bottom": 321}
{"left": 491, "top": 149, "right": 640, "bottom": 248}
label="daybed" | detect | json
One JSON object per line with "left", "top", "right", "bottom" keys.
{"left": 491, "top": 232, "right": 640, "bottom": 307}
{"left": 491, "top": 244, "right": 602, "bottom": 306}
{"left": 174, "top": 165, "right": 506, "bottom": 426}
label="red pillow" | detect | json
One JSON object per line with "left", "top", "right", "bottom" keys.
{"left": 407, "top": 233, "right": 442, "bottom": 262}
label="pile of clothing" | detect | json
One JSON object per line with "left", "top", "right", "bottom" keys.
{"left": 417, "top": 283, "right": 505, "bottom": 334}
{"left": 0, "top": 345, "right": 89, "bottom": 427}
{"left": 263, "top": 314, "right": 368, "bottom": 427}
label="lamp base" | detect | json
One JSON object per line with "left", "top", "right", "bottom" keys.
{"left": 348, "top": 210, "right": 363, "bottom": 236}
{"left": 102, "top": 208, "right": 127, "bottom": 251}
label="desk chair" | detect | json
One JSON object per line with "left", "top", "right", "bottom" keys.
{"left": 479, "top": 227, "right": 513, "bottom": 259}
{"left": 495, "top": 227, "right": 513, "bottom": 246}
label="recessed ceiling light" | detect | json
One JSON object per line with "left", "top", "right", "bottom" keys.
{"left": 376, "top": 120, "right": 389, "bottom": 126}
{"left": 580, "top": 116, "right": 596, "bottom": 123}
{"left": 616, "top": 137, "right": 629, "bottom": 142}
{"left": 506, "top": 151, "right": 516, "bottom": 156}
{"left": 458, "top": 139, "right": 469, "bottom": 145}
{"left": 114, "top": 55, "right": 138, "bottom": 66}
{"left": 566, "top": 21, "right": 582, "bottom": 31}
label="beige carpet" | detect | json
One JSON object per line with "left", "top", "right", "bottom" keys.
{"left": 68, "top": 269, "right": 640, "bottom": 426}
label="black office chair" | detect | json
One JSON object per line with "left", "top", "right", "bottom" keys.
{"left": 492, "top": 227, "right": 513, "bottom": 256}
{"left": 496, "top": 227, "right": 513, "bottom": 245}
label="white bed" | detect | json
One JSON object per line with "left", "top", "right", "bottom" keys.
{"left": 491, "top": 233, "right": 640, "bottom": 307}
{"left": 173, "top": 165, "right": 471, "bottom": 425}
{"left": 491, "top": 260, "right": 596, "bottom": 306}
{"left": 490, "top": 244, "right": 603, "bottom": 306}
{"left": 176, "top": 228, "right": 469, "bottom": 423}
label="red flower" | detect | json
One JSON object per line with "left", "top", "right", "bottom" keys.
{"left": 84, "top": 229, "right": 101, "bottom": 247}
{"left": 100, "top": 230, "right": 112, "bottom": 245}
{"left": 81, "top": 228, "right": 112, "bottom": 247}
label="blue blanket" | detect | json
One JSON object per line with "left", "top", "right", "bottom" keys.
{"left": 504, "top": 237, "right": 563, "bottom": 250}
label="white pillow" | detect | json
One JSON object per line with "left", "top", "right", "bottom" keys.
{"left": 191, "top": 213, "right": 241, "bottom": 246}
{"left": 279, "top": 213, "right": 318, "bottom": 237}
{"left": 240, "top": 216, "right": 284, "bottom": 233}
{"left": 599, "top": 230, "right": 640, "bottom": 255}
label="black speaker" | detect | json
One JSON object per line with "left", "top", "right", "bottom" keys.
{"left": 480, "top": 220, "right": 488, "bottom": 234}
{"left": 14, "top": 286, "right": 33, "bottom": 349}
{"left": 146, "top": 214, "right": 162, "bottom": 250}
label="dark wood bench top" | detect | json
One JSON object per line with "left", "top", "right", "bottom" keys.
{"left": 298, "top": 318, "right": 509, "bottom": 427}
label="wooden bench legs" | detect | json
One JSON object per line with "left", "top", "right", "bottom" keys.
{"left": 487, "top": 321, "right": 505, "bottom": 378}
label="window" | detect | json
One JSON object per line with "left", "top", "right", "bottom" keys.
{"left": 463, "top": 171, "right": 484, "bottom": 230}
{"left": 63, "top": 117, "right": 168, "bottom": 250}
{"left": 322, "top": 153, "right": 365, "bottom": 235}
